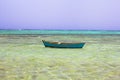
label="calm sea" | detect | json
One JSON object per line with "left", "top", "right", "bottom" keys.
{"left": 0, "top": 30, "right": 120, "bottom": 35}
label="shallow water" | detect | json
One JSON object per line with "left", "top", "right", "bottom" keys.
{"left": 0, "top": 34, "right": 120, "bottom": 80}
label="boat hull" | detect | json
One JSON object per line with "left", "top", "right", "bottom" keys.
{"left": 42, "top": 40, "right": 85, "bottom": 48}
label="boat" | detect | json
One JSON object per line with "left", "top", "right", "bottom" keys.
{"left": 42, "top": 40, "right": 85, "bottom": 48}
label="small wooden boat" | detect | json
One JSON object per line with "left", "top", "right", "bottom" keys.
{"left": 42, "top": 40, "right": 85, "bottom": 48}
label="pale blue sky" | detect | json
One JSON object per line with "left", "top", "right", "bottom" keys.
{"left": 0, "top": 0, "right": 120, "bottom": 30}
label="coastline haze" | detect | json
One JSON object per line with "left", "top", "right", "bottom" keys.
{"left": 0, "top": 0, "right": 120, "bottom": 30}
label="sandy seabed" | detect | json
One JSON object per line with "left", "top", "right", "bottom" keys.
{"left": 0, "top": 34, "right": 120, "bottom": 80}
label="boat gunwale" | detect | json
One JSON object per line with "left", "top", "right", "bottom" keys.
{"left": 42, "top": 40, "right": 85, "bottom": 44}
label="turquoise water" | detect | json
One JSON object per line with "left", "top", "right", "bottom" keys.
{"left": 0, "top": 30, "right": 120, "bottom": 34}
{"left": 0, "top": 30, "right": 120, "bottom": 80}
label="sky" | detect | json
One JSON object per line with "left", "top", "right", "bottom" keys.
{"left": 0, "top": 0, "right": 120, "bottom": 30}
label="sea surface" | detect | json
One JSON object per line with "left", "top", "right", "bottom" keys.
{"left": 0, "top": 30, "right": 120, "bottom": 34}
{"left": 0, "top": 30, "right": 120, "bottom": 80}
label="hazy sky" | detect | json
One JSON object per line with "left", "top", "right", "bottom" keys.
{"left": 0, "top": 0, "right": 120, "bottom": 30}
